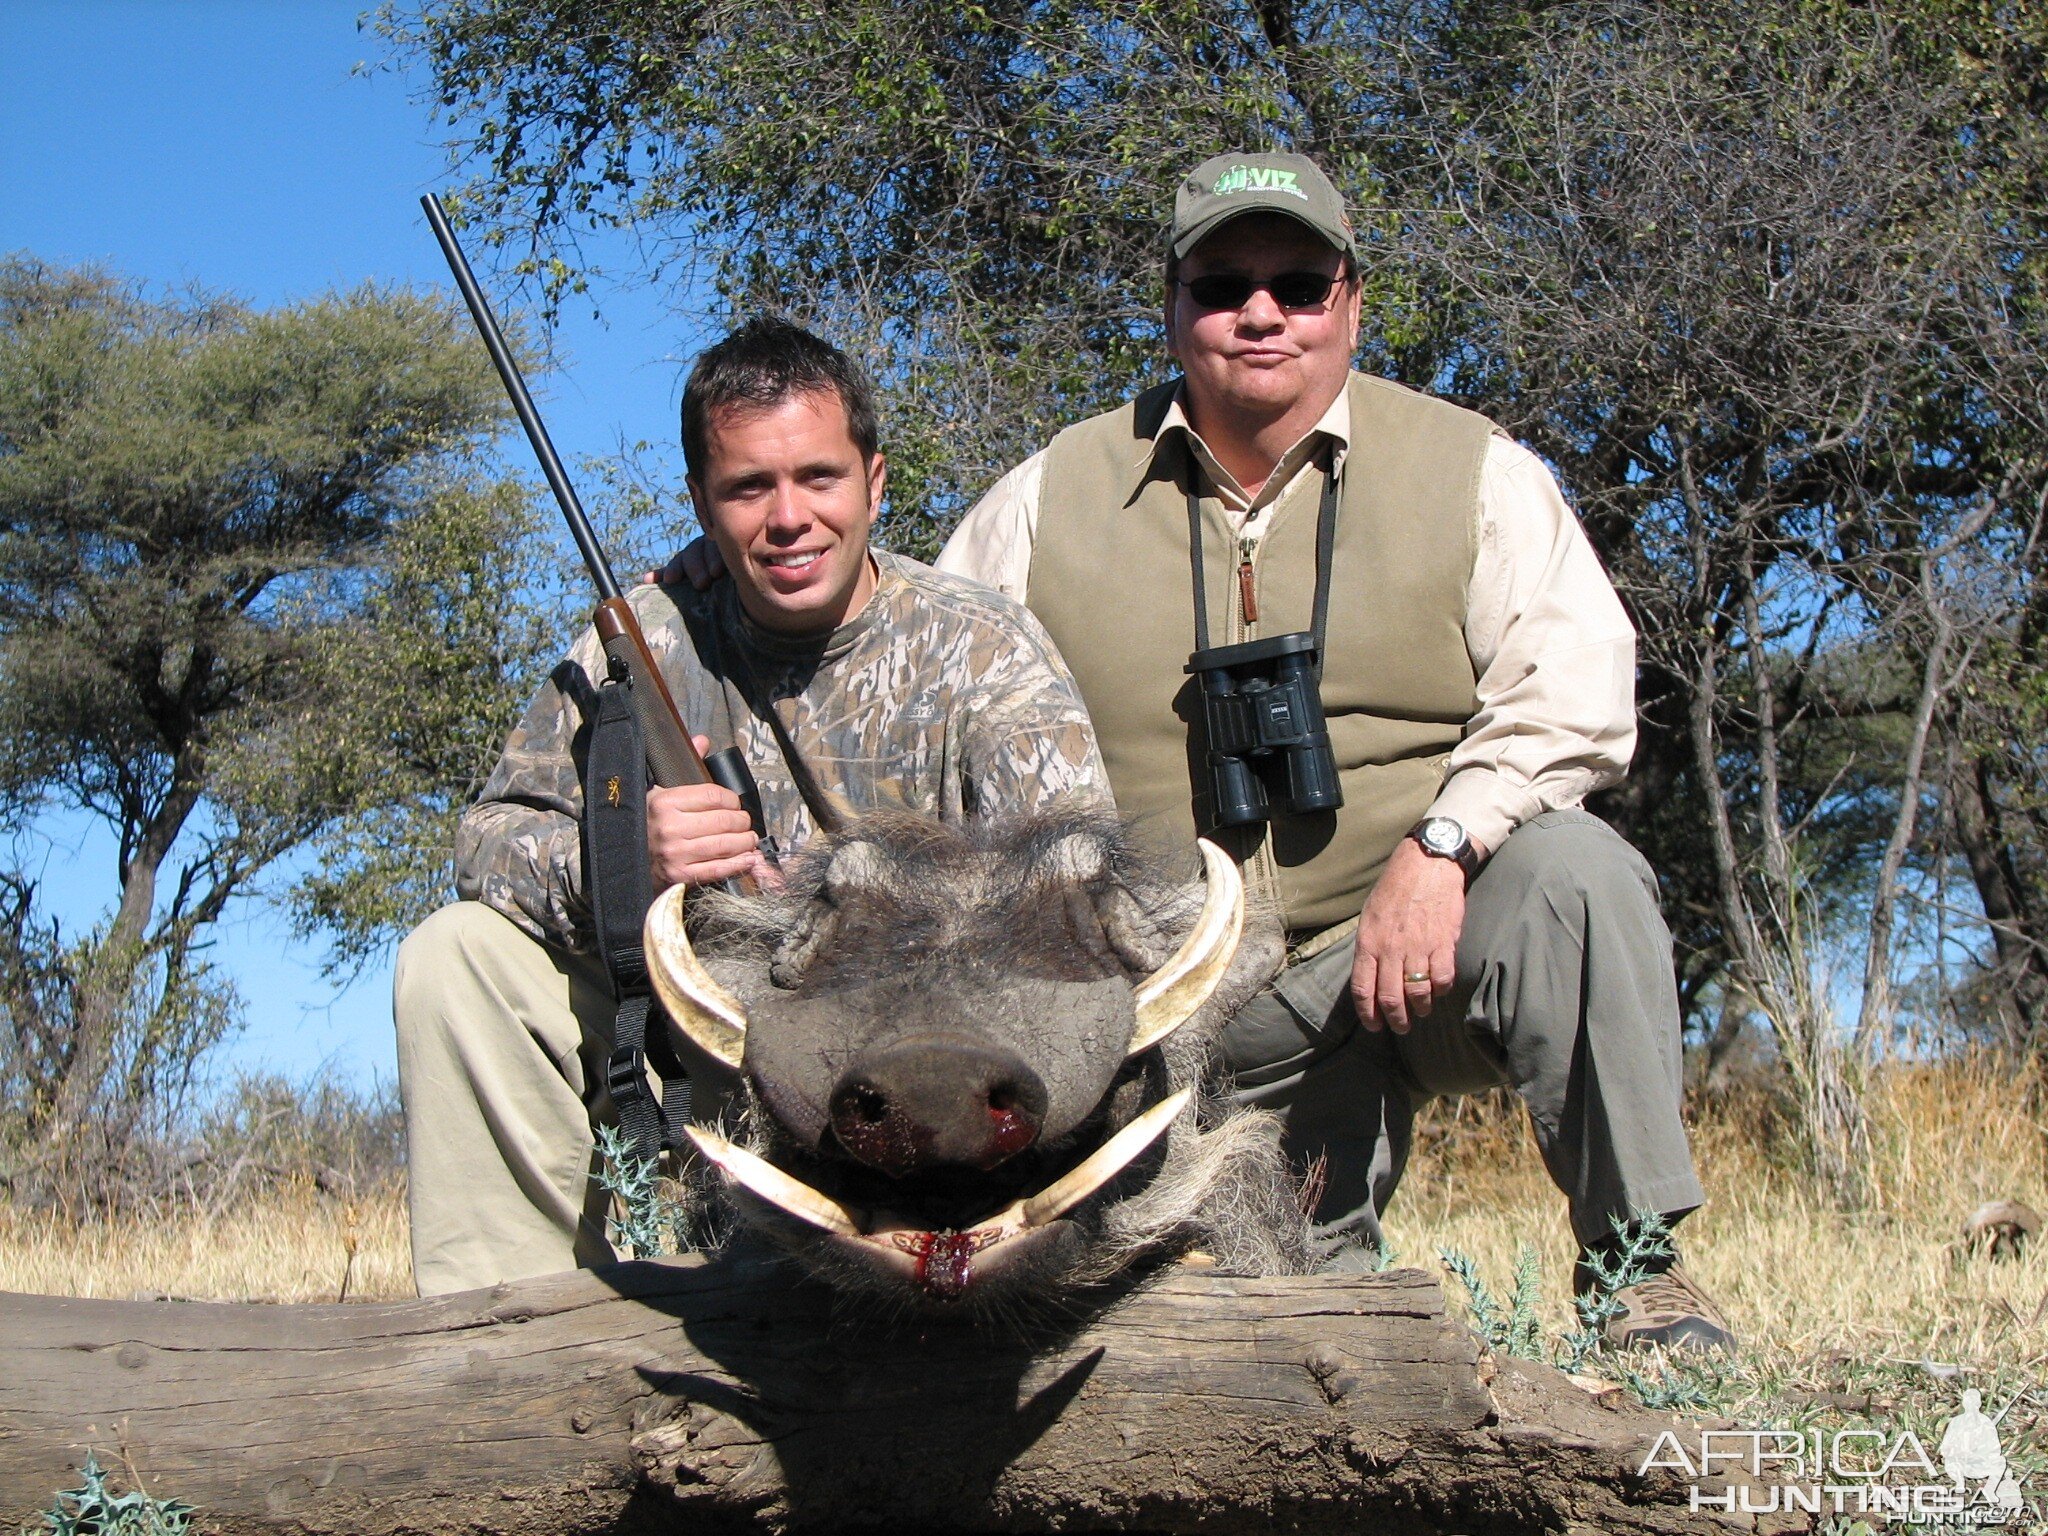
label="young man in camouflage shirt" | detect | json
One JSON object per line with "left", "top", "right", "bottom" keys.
{"left": 394, "top": 319, "right": 1109, "bottom": 1296}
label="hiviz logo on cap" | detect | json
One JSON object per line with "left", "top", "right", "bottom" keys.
{"left": 1171, "top": 151, "right": 1357, "bottom": 261}
{"left": 1210, "top": 162, "right": 1310, "bottom": 200}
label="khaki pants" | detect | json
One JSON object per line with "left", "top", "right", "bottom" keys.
{"left": 393, "top": 903, "right": 631, "bottom": 1296}
{"left": 1223, "top": 809, "right": 1706, "bottom": 1270}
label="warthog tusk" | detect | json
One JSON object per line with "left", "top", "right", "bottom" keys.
{"left": 683, "top": 1125, "right": 864, "bottom": 1237}
{"left": 687, "top": 1089, "right": 1194, "bottom": 1251}
{"left": 1013, "top": 1087, "right": 1192, "bottom": 1229}
{"left": 1126, "top": 841, "right": 1243, "bottom": 1058}
{"left": 644, "top": 883, "right": 748, "bottom": 1070}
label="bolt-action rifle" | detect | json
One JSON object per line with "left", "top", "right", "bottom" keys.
{"left": 421, "top": 192, "right": 764, "bottom": 897}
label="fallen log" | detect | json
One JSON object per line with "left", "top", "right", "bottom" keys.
{"left": 0, "top": 1255, "right": 1803, "bottom": 1534}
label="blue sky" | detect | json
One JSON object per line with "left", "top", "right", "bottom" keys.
{"left": 2, "top": 1, "right": 709, "bottom": 1089}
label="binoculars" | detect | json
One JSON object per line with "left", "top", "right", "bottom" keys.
{"left": 1186, "top": 631, "right": 1343, "bottom": 828}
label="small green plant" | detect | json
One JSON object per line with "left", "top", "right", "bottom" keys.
{"left": 592, "top": 1124, "right": 712, "bottom": 1258}
{"left": 1439, "top": 1208, "right": 1743, "bottom": 1416}
{"left": 1440, "top": 1243, "right": 1546, "bottom": 1361}
{"left": 1610, "top": 1351, "right": 1738, "bottom": 1413}
{"left": 28, "top": 1455, "right": 193, "bottom": 1536}
{"left": 1555, "top": 1211, "right": 1677, "bottom": 1375}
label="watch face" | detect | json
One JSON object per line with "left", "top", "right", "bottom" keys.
{"left": 1420, "top": 818, "right": 1466, "bottom": 856}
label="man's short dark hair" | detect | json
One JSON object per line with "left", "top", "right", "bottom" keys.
{"left": 681, "top": 318, "right": 880, "bottom": 481}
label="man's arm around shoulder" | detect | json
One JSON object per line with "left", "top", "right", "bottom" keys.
{"left": 934, "top": 448, "right": 1046, "bottom": 603}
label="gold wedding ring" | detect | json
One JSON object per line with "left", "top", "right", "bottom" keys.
{"left": 1402, "top": 970, "right": 1431, "bottom": 985}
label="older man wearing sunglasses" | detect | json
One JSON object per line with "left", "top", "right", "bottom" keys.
{"left": 937, "top": 151, "right": 1731, "bottom": 1350}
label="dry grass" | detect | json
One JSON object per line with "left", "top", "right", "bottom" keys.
{"left": 3, "top": 1056, "right": 2044, "bottom": 1362}
{"left": 7, "top": 1057, "right": 2044, "bottom": 1521}
{"left": 0, "top": 1177, "right": 412, "bottom": 1303}
{"left": 1392, "top": 1053, "right": 2048, "bottom": 1373}
{"left": 1391, "top": 1055, "right": 2048, "bottom": 1497}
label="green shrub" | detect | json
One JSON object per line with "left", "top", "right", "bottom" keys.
{"left": 26, "top": 1455, "right": 193, "bottom": 1536}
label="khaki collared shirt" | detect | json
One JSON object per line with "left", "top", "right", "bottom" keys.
{"left": 937, "top": 381, "right": 1636, "bottom": 856}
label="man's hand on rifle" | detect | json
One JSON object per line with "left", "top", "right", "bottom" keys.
{"left": 646, "top": 735, "right": 778, "bottom": 891}
{"left": 641, "top": 537, "right": 725, "bottom": 591}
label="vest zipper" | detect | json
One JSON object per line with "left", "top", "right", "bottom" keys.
{"left": 1232, "top": 523, "right": 1284, "bottom": 919}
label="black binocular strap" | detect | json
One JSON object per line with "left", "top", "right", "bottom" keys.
{"left": 1186, "top": 452, "right": 1341, "bottom": 671}
{"left": 583, "top": 668, "right": 691, "bottom": 1169}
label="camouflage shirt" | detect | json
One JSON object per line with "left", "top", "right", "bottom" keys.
{"left": 456, "top": 552, "right": 1113, "bottom": 951}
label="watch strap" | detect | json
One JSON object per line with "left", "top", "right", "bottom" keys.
{"left": 1408, "top": 817, "right": 1479, "bottom": 878}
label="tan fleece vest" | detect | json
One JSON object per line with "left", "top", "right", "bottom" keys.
{"left": 1026, "top": 373, "right": 1491, "bottom": 936}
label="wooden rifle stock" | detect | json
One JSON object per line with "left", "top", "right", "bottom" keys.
{"left": 592, "top": 599, "right": 710, "bottom": 791}
{"left": 594, "top": 600, "right": 763, "bottom": 899}
{"left": 422, "top": 191, "right": 759, "bottom": 898}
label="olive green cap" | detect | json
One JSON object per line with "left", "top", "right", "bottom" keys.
{"left": 1170, "top": 152, "right": 1357, "bottom": 261}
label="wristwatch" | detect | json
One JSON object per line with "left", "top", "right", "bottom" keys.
{"left": 1409, "top": 816, "right": 1480, "bottom": 879}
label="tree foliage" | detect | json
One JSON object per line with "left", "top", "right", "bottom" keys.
{"left": 386, "top": 0, "right": 1384, "bottom": 554}
{"left": 1376, "top": 3, "right": 2048, "bottom": 1155}
{"left": 0, "top": 258, "right": 561, "bottom": 1198}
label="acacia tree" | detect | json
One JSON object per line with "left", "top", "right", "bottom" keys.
{"left": 392, "top": 0, "right": 2048, "bottom": 1173}
{"left": 0, "top": 259, "right": 561, "bottom": 1202}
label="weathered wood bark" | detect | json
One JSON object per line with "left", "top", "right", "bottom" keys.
{"left": 0, "top": 1256, "right": 1803, "bottom": 1535}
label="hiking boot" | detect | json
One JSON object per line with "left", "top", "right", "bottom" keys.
{"left": 1581, "top": 1259, "right": 1737, "bottom": 1352}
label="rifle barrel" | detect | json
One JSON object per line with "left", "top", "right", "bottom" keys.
{"left": 420, "top": 192, "right": 621, "bottom": 604}
{"left": 421, "top": 192, "right": 759, "bottom": 896}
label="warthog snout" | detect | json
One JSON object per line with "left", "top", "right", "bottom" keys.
{"left": 829, "top": 1037, "right": 1047, "bottom": 1176}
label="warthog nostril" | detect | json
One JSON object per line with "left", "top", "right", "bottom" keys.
{"left": 828, "top": 1041, "right": 1048, "bottom": 1177}
{"left": 983, "top": 1084, "right": 1040, "bottom": 1164}
{"left": 829, "top": 1080, "right": 925, "bottom": 1178}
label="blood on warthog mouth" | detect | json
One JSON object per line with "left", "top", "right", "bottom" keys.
{"left": 893, "top": 1228, "right": 997, "bottom": 1300}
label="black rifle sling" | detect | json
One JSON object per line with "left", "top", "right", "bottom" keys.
{"left": 583, "top": 668, "right": 692, "bottom": 1167}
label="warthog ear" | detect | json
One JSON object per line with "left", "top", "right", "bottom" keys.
{"left": 645, "top": 883, "right": 748, "bottom": 1070}
{"left": 769, "top": 838, "right": 892, "bottom": 989}
{"left": 1125, "top": 840, "right": 1244, "bottom": 1058}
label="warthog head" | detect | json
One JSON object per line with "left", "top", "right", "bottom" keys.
{"left": 644, "top": 812, "right": 1310, "bottom": 1315}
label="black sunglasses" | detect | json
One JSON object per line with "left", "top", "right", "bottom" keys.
{"left": 1176, "top": 271, "right": 1347, "bottom": 311}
